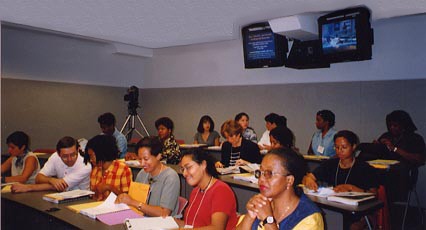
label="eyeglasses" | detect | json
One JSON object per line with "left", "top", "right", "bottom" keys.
{"left": 60, "top": 152, "right": 78, "bottom": 161}
{"left": 180, "top": 163, "right": 196, "bottom": 173}
{"left": 254, "top": 169, "right": 290, "bottom": 179}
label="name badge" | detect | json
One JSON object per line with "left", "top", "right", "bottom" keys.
{"left": 317, "top": 145, "right": 325, "bottom": 154}
{"left": 183, "top": 225, "right": 194, "bottom": 228}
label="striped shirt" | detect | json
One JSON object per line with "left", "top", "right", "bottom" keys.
{"left": 229, "top": 146, "right": 241, "bottom": 166}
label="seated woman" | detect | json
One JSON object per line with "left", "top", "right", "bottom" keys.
{"left": 193, "top": 115, "right": 220, "bottom": 146}
{"left": 126, "top": 117, "right": 181, "bottom": 164}
{"left": 269, "top": 126, "right": 295, "bottom": 150}
{"left": 237, "top": 148, "right": 323, "bottom": 230}
{"left": 116, "top": 136, "right": 180, "bottom": 217}
{"left": 258, "top": 113, "right": 287, "bottom": 150}
{"left": 376, "top": 110, "right": 425, "bottom": 202}
{"left": 84, "top": 135, "right": 132, "bottom": 201}
{"left": 177, "top": 150, "right": 238, "bottom": 229}
{"left": 377, "top": 110, "right": 425, "bottom": 166}
{"left": 215, "top": 120, "right": 262, "bottom": 168}
{"left": 304, "top": 130, "right": 379, "bottom": 192}
{"left": 1, "top": 131, "right": 40, "bottom": 184}
{"left": 235, "top": 112, "right": 258, "bottom": 143}
{"left": 307, "top": 110, "right": 337, "bottom": 157}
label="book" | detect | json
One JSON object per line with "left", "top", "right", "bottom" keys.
{"left": 124, "top": 216, "right": 179, "bottom": 230}
{"left": 80, "top": 192, "right": 130, "bottom": 219}
{"left": 43, "top": 189, "right": 94, "bottom": 204}
{"left": 67, "top": 201, "right": 103, "bottom": 213}
{"left": 326, "top": 192, "right": 375, "bottom": 206}
{"left": 97, "top": 209, "right": 142, "bottom": 226}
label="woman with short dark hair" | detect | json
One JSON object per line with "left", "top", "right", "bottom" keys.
{"left": 84, "top": 135, "right": 132, "bottom": 201}
{"left": 307, "top": 109, "right": 337, "bottom": 157}
{"left": 237, "top": 148, "right": 323, "bottom": 230}
{"left": 1, "top": 131, "right": 40, "bottom": 184}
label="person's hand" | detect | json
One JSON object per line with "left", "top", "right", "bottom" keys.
{"left": 235, "top": 159, "right": 248, "bottom": 166}
{"left": 246, "top": 194, "right": 272, "bottom": 221}
{"left": 115, "top": 193, "right": 133, "bottom": 205}
{"left": 48, "top": 178, "right": 68, "bottom": 191}
{"left": 125, "top": 152, "right": 138, "bottom": 161}
{"left": 303, "top": 174, "right": 318, "bottom": 192}
{"left": 95, "top": 182, "right": 111, "bottom": 196}
{"left": 11, "top": 183, "right": 31, "bottom": 193}
{"left": 334, "top": 184, "right": 355, "bottom": 193}
{"left": 215, "top": 161, "right": 223, "bottom": 168}
{"left": 380, "top": 138, "right": 395, "bottom": 151}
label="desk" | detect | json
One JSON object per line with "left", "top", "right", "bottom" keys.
{"left": 1, "top": 191, "right": 121, "bottom": 230}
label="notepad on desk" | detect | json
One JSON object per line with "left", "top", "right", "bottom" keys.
{"left": 217, "top": 166, "right": 240, "bottom": 175}
{"left": 232, "top": 173, "right": 258, "bottom": 184}
{"left": 303, "top": 155, "right": 330, "bottom": 160}
{"left": 43, "top": 189, "right": 94, "bottom": 204}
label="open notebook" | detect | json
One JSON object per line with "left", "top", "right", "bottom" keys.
{"left": 43, "top": 189, "right": 94, "bottom": 204}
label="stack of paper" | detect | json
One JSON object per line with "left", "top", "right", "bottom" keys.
{"left": 43, "top": 189, "right": 94, "bottom": 204}
{"left": 217, "top": 166, "right": 240, "bottom": 175}
{"left": 124, "top": 216, "right": 178, "bottom": 230}
{"left": 125, "top": 160, "right": 141, "bottom": 167}
{"left": 232, "top": 173, "right": 258, "bottom": 184}
{"left": 80, "top": 192, "right": 130, "bottom": 219}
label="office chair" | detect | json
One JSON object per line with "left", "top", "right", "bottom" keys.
{"left": 175, "top": 196, "right": 188, "bottom": 219}
{"left": 401, "top": 167, "right": 424, "bottom": 230}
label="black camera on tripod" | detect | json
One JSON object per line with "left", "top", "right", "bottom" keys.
{"left": 124, "top": 86, "right": 139, "bottom": 114}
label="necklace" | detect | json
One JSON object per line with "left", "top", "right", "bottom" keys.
{"left": 335, "top": 158, "right": 355, "bottom": 186}
{"left": 185, "top": 176, "right": 214, "bottom": 227}
{"left": 273, "top": 197, "right": 299, "bottom": 224}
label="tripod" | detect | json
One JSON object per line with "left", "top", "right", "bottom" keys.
{"left": 120, "top": 109, "right": 150, "bottom": 141}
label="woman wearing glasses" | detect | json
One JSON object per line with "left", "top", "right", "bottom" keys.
{"left": 303, "top": 130, "right": 378, "bottom": 193}
{"left": 303, "top": 130, "right": 379, "bottom": 229}
{"left": 178, "top": 149, "right": 238, "bottom": 229}
{"left": 237, "top": 148, "right": 323, "bottom": 230}
{"left": 84, "top": 135, "right": 132, "bottom": 201}
{"left": 116, "top": 136, "right": 180, "bottom": 217}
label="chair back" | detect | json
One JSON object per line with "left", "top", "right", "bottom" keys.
{"left": 177, "top": 196, "right": 188, "bottom": 217}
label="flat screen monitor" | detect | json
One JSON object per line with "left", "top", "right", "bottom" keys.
{"left": 242, "top": 22, "right": 288, "bottom": 69}
{"left": 318, "top": 7, "right": 373, "bottom": 63}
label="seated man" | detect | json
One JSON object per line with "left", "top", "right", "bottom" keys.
{"left": 11, "top": 136, "right": 92, "bottom": 193}
{"left": 98, "top": 112, "right": 128, "bottom": 158}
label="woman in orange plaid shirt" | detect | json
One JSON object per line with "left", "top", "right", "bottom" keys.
{"left": 84, "top": 135, "right": 132, "bottom": 201}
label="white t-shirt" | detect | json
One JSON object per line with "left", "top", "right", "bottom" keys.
{"left": 258, "top": 130, "right": 270, "bottom": 147}
{"left": 39, "top": 152, "right": 91, "bottom": 190}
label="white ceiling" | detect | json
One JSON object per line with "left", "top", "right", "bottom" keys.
{"left": 1, "top": 0, "right": 425, "bottom": 49}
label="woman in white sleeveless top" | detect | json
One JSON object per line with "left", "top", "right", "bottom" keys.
{"left": 1, "top": 131, "right": 40, "bottom": 184}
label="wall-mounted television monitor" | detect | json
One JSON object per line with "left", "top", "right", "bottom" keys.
{"left": 242, "top": 22, "right": 288, "bottom": 69}
{"left": 318, "top": 6, "right": 373, "bottom": 63}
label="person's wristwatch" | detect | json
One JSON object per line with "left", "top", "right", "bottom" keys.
{"left": 262, "top": 216, "right": 275, "bottom": 225}
{"left": 393, "top": 147, "right": 398, "bottom": 152}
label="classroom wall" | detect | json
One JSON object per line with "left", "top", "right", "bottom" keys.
{"left": 2, "top": 14, "right": 426, "bottom": 207}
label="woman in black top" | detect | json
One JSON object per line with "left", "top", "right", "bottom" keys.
{"left": 303, "top": 130, "right": 378, "bottom": 193}
{"left": 215, "top": 120, "right": 261, "bottom": 168}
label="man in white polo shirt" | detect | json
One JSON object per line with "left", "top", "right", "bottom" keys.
{"left": 11, "top": 136, "right": 91, "bottom": 193}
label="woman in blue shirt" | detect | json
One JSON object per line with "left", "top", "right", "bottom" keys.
{"left": 307, "top": 110, "right": 337, "bottom": 157}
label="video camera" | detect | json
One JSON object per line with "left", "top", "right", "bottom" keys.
{"left": 124, "top": 86, "right": 139, "bottom": 114}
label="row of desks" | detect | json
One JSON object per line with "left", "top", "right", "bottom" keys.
{"left": 2, "top": 151, "right": 385, "bottom": 230}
